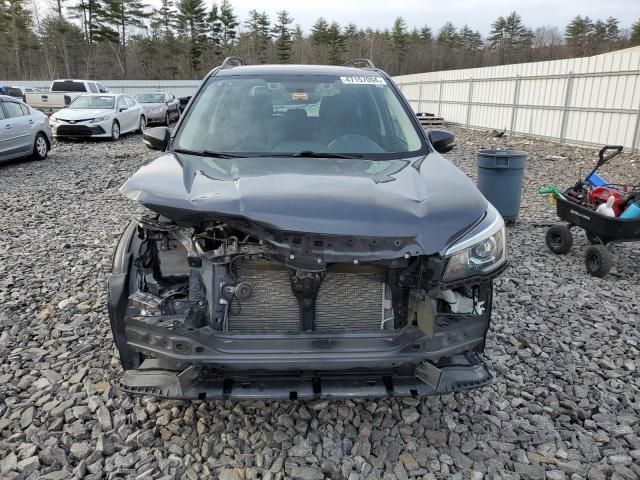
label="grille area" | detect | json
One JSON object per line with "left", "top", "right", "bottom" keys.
{"left": 227, "top": 262, "right": 392, "bottom": 332}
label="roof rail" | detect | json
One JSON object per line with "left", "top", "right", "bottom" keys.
{"left": 343, "top": 58, "right": 376, "bottom": 69}
{"left": 220, "top": 56, "right": 246, "bottom": 69}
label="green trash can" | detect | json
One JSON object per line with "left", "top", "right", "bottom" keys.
{"left": 476, "top": 149, "right": 528, "bottom": 223}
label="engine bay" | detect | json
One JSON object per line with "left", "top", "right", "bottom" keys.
{"left": 125, "top": 213, "right": 493, "bottom": 336}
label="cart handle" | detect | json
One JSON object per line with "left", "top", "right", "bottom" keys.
{"left": 582, "top": 145, "right": 624, "bottom": 184}
{"left": 597, "top": 145, "right": 623, "bottom": 166}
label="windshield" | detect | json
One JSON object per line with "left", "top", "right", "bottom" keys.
{"left": 69, "top": 95, "right": 115, "bottom": 109}
{"left": 174, "top": 74, "right": 425, "bottom": 158}
{"left": 135, "top": 93, "right": 165, "bottom": 103}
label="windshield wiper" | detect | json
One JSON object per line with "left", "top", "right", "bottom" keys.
{"left": 272, "top": 151, "right": 365, "bottom": 159}
{"left": 173, "top": 148, "right": 248, "bottom": 159}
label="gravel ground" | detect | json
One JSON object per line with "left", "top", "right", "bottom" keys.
{"left": 0, "top": 128, "right": 639, "bottom": 480}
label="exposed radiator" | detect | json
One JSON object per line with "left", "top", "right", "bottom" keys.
{"left": 227, "top": 262, "right": 393, "bottom": 332}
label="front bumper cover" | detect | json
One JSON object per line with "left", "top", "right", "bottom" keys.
{"left": 119, "top": 352, "right": 492, "bottom": 400}
{"left": 53, "top": 121, "right": 109, "bottom": 137}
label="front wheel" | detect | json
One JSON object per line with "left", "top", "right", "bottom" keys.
{"left": 111, "top": 121, "right": 120, "bottom": 141}
{"left": 32, "top": 133, "right": 49, "bottom": 160}
{"left": 546, "top": 225, "right": 573, "bottom": 254}
{"left": 585, "top": 245, "right": 613, "bottom": 277}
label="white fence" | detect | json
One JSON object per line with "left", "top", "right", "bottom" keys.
{"left": 394, "top": 47, "right": 640, "bottom": 152}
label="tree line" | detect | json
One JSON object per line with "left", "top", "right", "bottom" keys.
{"left": 1, "top": 0, "right": 639, "bottom": 81}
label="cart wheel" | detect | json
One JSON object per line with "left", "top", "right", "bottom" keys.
{"left": 585, "top": 231, "right": 601, "bottom": 244}
{"left": 584, "top": 245, "right": 613, "bottom": 277}
{"left": 546, "top": 225, "right": 573, "bottom": 254}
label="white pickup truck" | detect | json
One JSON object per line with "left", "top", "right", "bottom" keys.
{"left": 25, "top": 79, "right": 109, "bottom": 115}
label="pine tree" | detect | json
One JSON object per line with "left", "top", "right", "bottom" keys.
{"left": 311, "top": 17, "right": 329, "bottom": 45}
{"left": 218, "top": 0, "right": 238, "bottom": 48}
{"left": 565, "top": 15, "right": 594, "bottom": 56}
{"left": 244, "top": 9, "right": 271, "bottom": 63}
{"left": 0, "top": 0, "right": 32, "bottom": 78}
{"left": 489, "top": 12, "right": 532, "bottom": 64}
{"left": 176, "top": 0, "right": 208, "bottom": 77}
{"left": 326, "top": 21, "right": 345, "bottom": 64}
{"left": 157, "top": 0, "right": 176, "bottom": 37}
{"left": 272, "top": 10, "right": 293, "bottom": 63}
{"left": 343, "top": 23, "right": 357, "bottom": 39}
{"left": 208, "top": 2, "right": 221, "bottom": 52}
{"left": 437, "top": 22, "right": 458, "bottom": 49}
{"left": 391, "top": 17, "right": 408, "bottom": 59}
{"left": 459, "top": 25, "right": 482, "bottom": 51}
{"left": 419, "top": 26, "right": 432, "bottom": 42}
{"left": 102, "top": 0, "right": 148, "bottom": 78}
{"left": 631, "top": 19, "right": 640, "bottom": 46}
{"left": 604, "top": 17, "right": 620, "bottom": 42}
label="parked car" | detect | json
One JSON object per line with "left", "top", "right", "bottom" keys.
{"left": 134, "top": 92, "right": 180, "bottom": 125}
{"left": 25, "top": 79, "right": 109, "bottom": 115}
{"left": 0, "top": 95, "right": 52, "bottom": 162}
{"left": 50, "top": 94, "right": 146, "bottom": 140}
{"left": 0, "top": 86, "right": 42, "bottom": 102}
{"left": 109, "top": 59, "right": 507, "bottom": 400}
{"left": 178, "top": 96, "right": 191, "bottom": 113}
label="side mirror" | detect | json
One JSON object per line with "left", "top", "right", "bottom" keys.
{"left": 119, "top": 107, "right": 127, "bottom": 112}
{"left": 428, "top": 129, "right": 455, "bottom": 154}
{"left": 143, "top": 126, "right": 170, "bottom": 151}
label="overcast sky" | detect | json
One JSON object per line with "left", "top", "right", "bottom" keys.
{"left": 33, "top": 0, "right": 640, "bottom": 35}
{"left": 217, "top": 0, "right": 640, "bottom": 35}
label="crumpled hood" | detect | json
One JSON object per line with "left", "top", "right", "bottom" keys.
{"left": 54, "top": 108, "right": 113, "bottom": 120}
{"left": 120, "top": 152, "right": 488, "bottom": 254}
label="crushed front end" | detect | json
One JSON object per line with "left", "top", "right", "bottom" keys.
{"left": 108, "top": 207, "right": 507, "bottom": 400}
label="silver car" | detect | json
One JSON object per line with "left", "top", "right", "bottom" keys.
{"left": 0, "top": 95, "right": 52, "bottom": 162}
{"left": 134, "top": 92, "right": 180, "bottom": 125}
{"left": 50, "top": 94, "right": 146, "bottom": 141}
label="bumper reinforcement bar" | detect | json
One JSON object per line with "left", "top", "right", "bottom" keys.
{"left": 118, "top": 354, "right": 492, "bottom": 400}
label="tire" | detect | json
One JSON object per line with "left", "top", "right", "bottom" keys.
{"left": 545, "top": 225, "right": 573, "bottom": 254}
{"left": 32, "top": 133, "right": 49, "bottom": 160}
{"left": 584, "top": 245, "right": 613, "bottom": 277}
{"left": 138, "top": 116, "right": 146, "bottom": 133}
{"left": 585, "top": 231, "right": 601, "bottom": 245}
{"left": 111, "top": 121, "right": 120, "bottom": 141}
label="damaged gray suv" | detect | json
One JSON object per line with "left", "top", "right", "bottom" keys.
{"left": 108, "top": 58, "right": 507, "bottom": 400}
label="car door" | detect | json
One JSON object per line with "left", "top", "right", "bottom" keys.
{"left": 165, "top": 93, "right": 178, "bottom": 118}
{"left": 126, "top": 96, "right": 141, "bottom": 130}
{"left": 0, "top": 102, "right": 9, "bottom": 158}
{"left": 116, "top": 96, "right": 133, "bottom": 132}
{"left": 0, "top": 100, "right": 31, "bottom": 157}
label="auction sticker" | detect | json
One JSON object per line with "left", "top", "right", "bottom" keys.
{"left": 340, "top": 76, "right": 386, "bottom": 85}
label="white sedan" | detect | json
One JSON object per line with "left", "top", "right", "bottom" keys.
{"left": 50, "top": 94, "right": 146, "bottom": 141}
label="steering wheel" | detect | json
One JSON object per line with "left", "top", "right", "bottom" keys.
{"left": 327, "top": 134, "right": 385, "bottom": 153}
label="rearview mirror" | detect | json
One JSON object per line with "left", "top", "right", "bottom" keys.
{"left": 428, "top": 130, "right": 455, "bottom": 154}
{"left": 143, "top": 126, "right": 170, "bottom": 151}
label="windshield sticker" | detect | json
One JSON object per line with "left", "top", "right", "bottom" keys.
{"left": 340, "top": 76, "right": 386, "bottom": 85}
{"left": 292, "top": 91, "right": 309, "bottom": 101}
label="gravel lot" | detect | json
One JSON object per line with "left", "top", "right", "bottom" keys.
{"left": 0, "top": 128, "right": 639, "bottom": 480}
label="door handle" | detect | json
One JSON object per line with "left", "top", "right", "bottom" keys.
{"left": 5, "top": 124, "right": 11, "bottom": 129}
{"left": 29, "top": 119, "right": 34, "bottom": 124}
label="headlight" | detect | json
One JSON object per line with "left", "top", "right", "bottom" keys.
{"left": 443, "top": 210, "right": 506, "bottom": 282}
{"left": 90, "top": 116, "right": 109, "bottom": 123}
{"left": 50, "top": 117, "right": 59, "bottom": 124}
